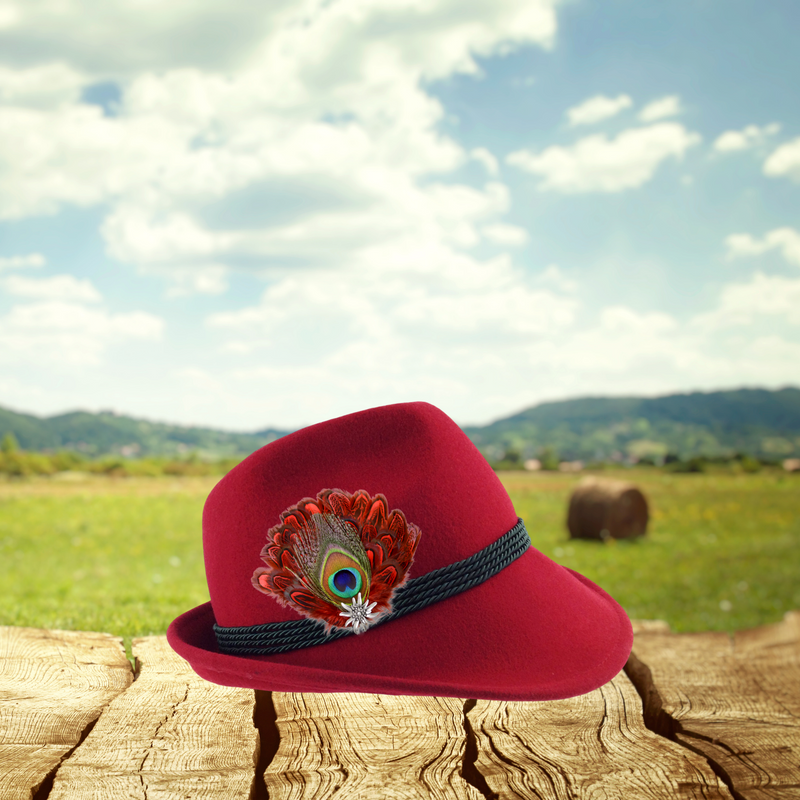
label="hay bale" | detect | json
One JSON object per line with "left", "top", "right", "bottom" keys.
{"left": 567, "top": 477, "right": 649, "bottom": 540}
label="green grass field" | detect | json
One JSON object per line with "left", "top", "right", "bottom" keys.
{"left": 1, "top": 470, "right": 798, "bottom": 657}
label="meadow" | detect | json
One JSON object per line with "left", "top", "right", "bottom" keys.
{"left": 0, "top": 469, "right": 798, "bottom": 659}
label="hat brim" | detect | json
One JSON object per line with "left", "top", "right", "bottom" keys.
{"left": 167, "top": 547, "right": 632, "bottom": 701}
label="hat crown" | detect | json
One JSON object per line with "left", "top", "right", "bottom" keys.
{"left": 203, "top": 402, "right": 519, "bottom": 629}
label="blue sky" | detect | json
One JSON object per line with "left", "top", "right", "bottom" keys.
{"left": 0, "top": 0, "right": 798, "bottom": 431}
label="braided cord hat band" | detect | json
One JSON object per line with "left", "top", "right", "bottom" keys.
{"left": 214, "top": 518, "right": 531, "bottom": 656}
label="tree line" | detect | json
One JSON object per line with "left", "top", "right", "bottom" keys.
{"left": 0, "top": 433, "right": 241, "bottom": 478}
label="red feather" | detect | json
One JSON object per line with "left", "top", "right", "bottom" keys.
{"left": 251, "top": 488, "right": 421, "bottom": 632}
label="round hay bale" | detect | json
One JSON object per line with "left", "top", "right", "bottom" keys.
{"left": 566, "top": 477, "right": 649, "bottom": 540}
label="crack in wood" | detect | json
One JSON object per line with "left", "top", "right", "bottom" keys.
{"left": 133, "top": 682, "right": 190, "bottom": 799}
{"left": 624, "top": 654, "right": 744, "bottom": 800}
{"left": 31, "top": 714, "right": 102, "bottom": 800}
{"left": 623, "top": 651, "right": 678, "bottom": 739}
{"left": 252, "top": 690, "right": 279, "bottom": 800}
{"left": 668, "top": 736, "right": 747, "bottom": 800}
{"left": 460, "top": 699, "right": 499, "bottom": 800}
{"left": 466, "top": 673, "right": 733, "bottom": 799}
{"left": 5, "top": 622, "right": 796, "bottom": 799}
{"left": 263, "top": 692, "right": 479, "bottom": 798}
{"left": 0, "top": 627, "right": 134, "bottom": 800}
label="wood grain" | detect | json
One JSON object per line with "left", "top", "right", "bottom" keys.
{"left": 45, "top": 635, "right": 259, "bottom": 800}
{"left": 0, "top": 626, "right": 132, "bottom": 800}
{"left": 266, "top": 692, "right": 483, "bottom": 800}
{"left": 467, "top": 670, "right": 732, "bottom": 799}
{"left": 627, "top": 611, "right": 800, "bottom": 800}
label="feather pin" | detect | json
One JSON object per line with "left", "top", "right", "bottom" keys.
{"left": 252, "top": 489, "right": 421, "bottom": 633}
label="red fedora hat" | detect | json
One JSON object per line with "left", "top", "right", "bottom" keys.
{"left": 168, "top": 401, "right": 632, "bottom": 700}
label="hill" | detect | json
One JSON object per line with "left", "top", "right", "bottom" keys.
{"left": 462, "top": 387, "right": 800, "bottom": 462}
{"left": 1, "top": 386, "right": 799, "bottom": 462}
{"left": 0, "top": 405, "right": 289, "bottom": 458}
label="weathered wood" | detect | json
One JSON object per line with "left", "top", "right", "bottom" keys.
{"left": 467, "top": 669, "right": 731, "bottom": 799}
{"left": 0, "top": 626, "right": 132, "bottom": 800}
{"left": 631, "top": 618, "right": 671, "bottom": 635}
{"left": 266, "top": 692, "right": 482, "bottom": 800}
{"left": 2, "top": 617, "right": 797, "bottom": 799}
{"left": 45, "top": 635, "right": 259, "bottom": 800}
{"left": 627, "top": 611, "right": 800, "bottom": 799}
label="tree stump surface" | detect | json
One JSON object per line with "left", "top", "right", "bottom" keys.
{"left": 0, "top": 626, "right": 132, "bottom": 800}
{"left": 44, "top": 636, "right": 259, "bottom": 800}
{"left": 0, "top": 614, "right": 797, "bottom": 800}
{"left": 266, "top": 692, "right": 482, "bottom": 800}
{"left": 627, "top": 610, "right": 800, "bottom": 800}
{"left": 467, "top": 670, "right": 732, "bottom": 799}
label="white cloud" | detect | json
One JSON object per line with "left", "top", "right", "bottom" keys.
{"left": 101, "top": 207, "right": 234, "bottom": 266}
{"left": 0, "top": 63, "right": 85, "bottom": 108}
{"left": 393, "top": 273, "right": 575, "bottom": 336}
{"left": 518, "top": 307, "right": 689, "bottom": 384}
{"left": 502, "top": 297, "right": 798, "bottom": 415}
{"left": 0, "top": 102, "right": 192, "bottom": 219}
{"left": 0, "top": 4, "right": 20, "bottom": 29}
{"left": 506, "top": 123, "right": 701, "bottom": 193}
{"left": 764, "top": 137, "right": 800, "bottom": 182}
{"left": 566, "top": 94, "right": 632, "bottom": 126}
{"left": 714, "top": 131, "right": 749, "bottom": 153}
{"left": 2, "top": 274, "right": 102, "bottom": 302}
{"left": 102, "top": 179, "right": 511, "bottom": 276}
{"left": 598, "top": 305, "right": 677, "bottom": 334}
{"left": 739, "top": 336, "right": 800, "bottom": 376}
{"left": 638, "top": 95, "right": 682, "bottom": 122}
{"left": 0, "top": 1, "right": 797, "bottom": 428}
{"left": 724, "top": 227, "right": 800, "bottom": 266}
{"left": 0, "top": 252, "right": 45, "bottom": 271}
{"left": 200, "top": 245, "right": 584, "bottom": 425}
{"left": 0, "top": 0, "right": 561, "bottom": 294}
{"left": 482, "top": 223, "right": 528, "bottom": 246}
{"left": 0, "top": 301, "right": 164, "bottom": 366}
{"left": 534, "top": 264, "right": 578, "bottom": 293}
{"left": 692, "top": 272, "right": 800, "bottom": 330}
{"left": 0, "top": 2, "right": 298, "bottom": 75}
{"left": 210, "top": 244, "right": 574, "bottom": 333}
{"left": 471, "top": 147, "right": 499, "bottom": 176}
{"left": 164, "top": 266, "right": 229, "bottom": 297}
{"left": 198, "top": 265, "right": 800, "bottom": 429}
{"left": 206, "top": 243, "right": 579, "bottom": 390}
{"left": 713, "top": 123, "right": 780, "bottom": 153}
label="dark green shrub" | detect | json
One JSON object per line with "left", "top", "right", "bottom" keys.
{"left": 539, "top": 446, "right": 560, "bottom": 471}
{"left": 666, "top": 456, "right": 706, "bottom": 473}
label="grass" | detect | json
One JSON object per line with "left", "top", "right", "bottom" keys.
{"left": 0, "top": 470, "right": 798, "bottom": 659}
{"left": 0, "top": 476, "right": 214, "bottom": 656}
{"left": 505, "top": 468, "right": 800, "bottom": 633}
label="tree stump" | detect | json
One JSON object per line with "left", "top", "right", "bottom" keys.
{"left": 265, "top": 692, "right": 480, "bottom": 800}
{"left": 45, "top": 636, "right": 259, "bottom": 800}
{"left": 1, "top": 615, "right": 798, "bottom": 799}
{"left": 626, "top": 611, "right": 800, "bottom": 799}
{"left": 467, "top": 670, "right": 730, "bottom": 799}
{"left": 567, "top": 477, "right": 649, "bottom": 540}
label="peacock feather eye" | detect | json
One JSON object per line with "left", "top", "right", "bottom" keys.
{"left": 253, "top": 490, "right": 420, "bottom": 633}
{"left": 328, "top": 567, "right": 362, "bottom": 598}
{"left": 321, "top": 549, "right": 369, "bottom": 601}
